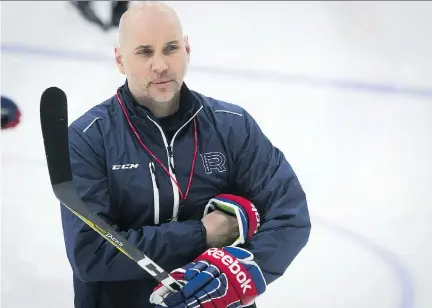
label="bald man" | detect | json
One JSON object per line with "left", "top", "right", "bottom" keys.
{"left": 62, "top": 2, "right": 310, "bottom": 308}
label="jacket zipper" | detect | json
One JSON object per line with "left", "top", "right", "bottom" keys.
{"left": 149, "top": 162, "right": 160, "bottom": 224}
{"left": 147, "top": 106, "right": 203, "bottom": 221}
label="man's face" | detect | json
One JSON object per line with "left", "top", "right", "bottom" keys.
{"left": 116, "top": 13, "right": 190, "bottom": 104}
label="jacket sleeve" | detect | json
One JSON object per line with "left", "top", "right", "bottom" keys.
{"left": 61, "top": 124, "right": 207, "bottom": 283}
{"left": 233, "top": 110, "right": 311, "bottom": 285}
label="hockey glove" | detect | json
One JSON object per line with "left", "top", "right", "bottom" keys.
{"left": 150, "top": 246, "right": 266, "bottom": 307}
{"left": 203, "top": 194, "right": 260, "bottom": 247}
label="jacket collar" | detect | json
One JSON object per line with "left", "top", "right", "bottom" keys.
{"left": 116, "top": 80, "right": 200, "bottom": 126}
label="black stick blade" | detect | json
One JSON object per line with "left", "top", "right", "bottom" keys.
{"left": 40, "top": 87, "right": 72, "bottom": 186}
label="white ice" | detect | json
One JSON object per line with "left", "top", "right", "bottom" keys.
{"left": 1, "top": 2, "right": 432, "bottom": 308}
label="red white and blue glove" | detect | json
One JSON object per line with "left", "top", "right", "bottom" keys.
{"left": 150, "top": 246, "right": 267, "bottom": 307}
{"left": 203, "top": 194, "right": 261, "bottom": 246}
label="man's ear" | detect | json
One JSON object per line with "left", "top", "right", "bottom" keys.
{"left": 184, "top": 35, "right": 191, "bottom": 62}
{"left": 115, "top": 46, "right": 125, "bottom": 74}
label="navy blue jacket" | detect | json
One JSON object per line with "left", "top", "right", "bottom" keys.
{"left": 61, "top": 82, "right": 311, "bottom": 308}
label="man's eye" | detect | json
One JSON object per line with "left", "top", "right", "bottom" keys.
{"left": 137, "top": 49, "right": 152, "bottom": 56}
{"left": 165, "top": 45, "right": 179, "bottom": 53}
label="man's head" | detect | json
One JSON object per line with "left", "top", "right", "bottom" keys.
{"left": 115, "top": 2, "right": 190, "bottom": 106}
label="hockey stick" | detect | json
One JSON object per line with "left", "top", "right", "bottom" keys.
{"left": 39, "top": 87, "right": 182, "bottom": 292}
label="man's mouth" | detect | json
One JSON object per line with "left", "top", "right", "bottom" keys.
{"left": 152, "top": 80, "right": 172, "bottom": 84}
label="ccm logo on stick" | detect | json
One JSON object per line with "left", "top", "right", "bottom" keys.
{"left": 112, "top": 164, "right": 139, "bottom": 170}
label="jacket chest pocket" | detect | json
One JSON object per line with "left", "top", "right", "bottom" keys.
{"left": 148, "top": 162, "right": 160, "bottom": 225}
{"left": 145, "top": 161, "right": 182, "bottom": 226}
{"left": 108, "top": 163, "right": 169, "bottom": 228}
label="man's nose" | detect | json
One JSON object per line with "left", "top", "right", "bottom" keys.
{"left": 151, "top": 55, "right": 168, "bottom": 73}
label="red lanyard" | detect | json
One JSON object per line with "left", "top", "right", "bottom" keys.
{"left": 116, "top": 91, "right": 198, "bottom": 209}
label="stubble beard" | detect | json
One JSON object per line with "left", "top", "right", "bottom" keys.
{"left": 143, "top": 79, "right": 181, "bottom": 104}
{"left": 131, "top": 80, "right": 182, "bottom": 118}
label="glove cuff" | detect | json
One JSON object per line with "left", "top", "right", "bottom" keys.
{"left": 204, "top": 197, "right": 247, "bottom": 247}
{"left": 204, "top": 194, "right": 261, "bottom": 247}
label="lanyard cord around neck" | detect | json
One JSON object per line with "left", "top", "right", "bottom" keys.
{"left": 116, "top": 91, "right": 198, "bottom": 209}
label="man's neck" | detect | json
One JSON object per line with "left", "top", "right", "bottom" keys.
{"left": 131, "top": 88, "right": 180, "bottom": 118}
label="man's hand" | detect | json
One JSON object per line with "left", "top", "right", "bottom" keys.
{"left": 150, "top": 246, "right": 267, "bottom": 307}
{"left": 202, "top": 194, "right": 261, "bottom": 248}
{"left": 201, "top": 210, "right": 239, "bottom": 248}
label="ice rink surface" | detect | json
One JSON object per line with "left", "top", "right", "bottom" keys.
{"left": 1, "top": 1, "right": 432, "bottom": 307}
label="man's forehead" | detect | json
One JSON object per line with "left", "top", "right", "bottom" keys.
{"left": 124, "top": 16, "right": 182, "bottom": 45}
{"left": 118, "top": 3, "right": 183, "bottom": 48}
{"left": 129, "top": 26, "right": 183, "bottom": 48}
